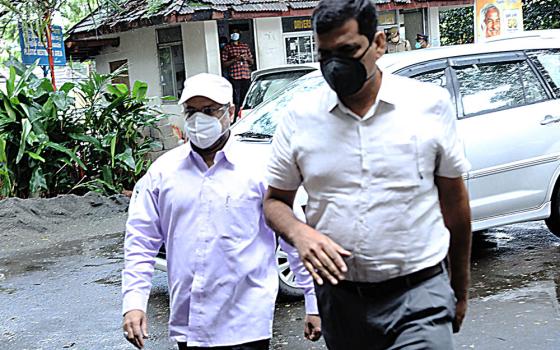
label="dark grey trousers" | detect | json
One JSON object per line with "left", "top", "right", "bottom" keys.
{"left": 315, "top": 271, "right": 456, "bottom": 350}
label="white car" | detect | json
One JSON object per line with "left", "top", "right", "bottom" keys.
{"left": 233, "top": 29, "right": 560, "bottom": 236}
{"left": 157, "top": 30, "right": 560, "bottom": 298}
{"left": 239, "top": 63, "right": 319, "bottom": 119}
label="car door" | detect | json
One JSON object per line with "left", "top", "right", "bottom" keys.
{"left": 449, "top": 52, "right": 560, "bottom": 223}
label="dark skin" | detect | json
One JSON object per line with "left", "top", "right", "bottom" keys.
{"left": 122, "top": 96, "right": 233, "bottom": 349}
{"left": 264, "top": 18, "right": 472, "bottom": 333}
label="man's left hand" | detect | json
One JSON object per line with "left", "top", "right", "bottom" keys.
{"left": 453, "top": 298, "right": 468, "bottom": 333}
{"left": 304, "top": 314, "right": 322, "bottom": 341}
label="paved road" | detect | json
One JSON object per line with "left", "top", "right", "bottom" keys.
{"left": 1, "top": 222, "right": 559, "bottom": 349}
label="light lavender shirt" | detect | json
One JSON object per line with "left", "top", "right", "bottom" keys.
{"left": 122, "top": 141, "right": 313, "bottom": 346}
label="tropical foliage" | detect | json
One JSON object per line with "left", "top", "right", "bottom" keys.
{"left": 0, "top": 60, "right": 163, "bottom": 198}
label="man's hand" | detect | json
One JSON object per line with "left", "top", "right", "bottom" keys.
{"left": 453, "top": 298, "right": 468, "bottom": 333}
{"left": 294, "top": 226, "right": 351, "bottom": 285}
{"left": 123, "top": 310, "right": 149, "bottom": 349}
{"left": 304, "top": 314, "right": 322, "bottom": 341}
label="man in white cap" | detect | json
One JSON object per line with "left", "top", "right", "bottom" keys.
{"left": 121, "top": 73, "right": 321, "bottom": 350}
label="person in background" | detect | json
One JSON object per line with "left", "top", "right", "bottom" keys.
{"left": 121, "top": 73, "right": 320, "bottom": 350}
{"left": 415, "top": 33, "right": 430, "bottom": 49}
{"left": 386, "top": 26, "right": 411, "bottom": 53}
{"left": 221, "top": 29, "right": 254, "bottom": 122}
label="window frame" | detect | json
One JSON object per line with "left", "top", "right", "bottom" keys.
{"left": 448, "top": 52, "right": 551, "bottom": 119}
{"left": 526, "top": 49, "right": 560, "bottom": 99}
{"left": 156, "top": 26, "right": 184, "bottom": 103}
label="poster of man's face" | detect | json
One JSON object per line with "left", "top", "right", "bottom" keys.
{"left": 482, "top": 4, "right": 501, "bottom": 38}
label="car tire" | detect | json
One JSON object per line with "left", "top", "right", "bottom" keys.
{"left": 545, "top": 185, "right": 560, "bottom": 238}
{"left": 276, "top": 244, "right": 304, "bottom": 301}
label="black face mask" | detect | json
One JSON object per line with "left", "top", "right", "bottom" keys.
{"left": 320, "top": 42, "right": 373, "bottom": 97}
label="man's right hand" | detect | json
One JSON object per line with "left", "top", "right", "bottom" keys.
{"left": 123, "top": 310, "right": 149, "bottom": 349}
{"left": 293, "top": 225, "right": 351, "bottom": 285}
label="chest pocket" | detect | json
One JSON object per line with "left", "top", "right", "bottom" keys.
{"left": 220, "top": 195, "right": 261, "bottom": 249}
{"left": 367, "top": 139, "right": 422, "bottom": 190}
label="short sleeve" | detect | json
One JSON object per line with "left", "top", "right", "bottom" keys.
{"left": 221, "top": 45, "right": 229, "bottom": 62}
{"left": 435, "top": 93, "right": 471, "bottom": 178}
{"left": 266, "top": 110, "right": 302, "bottom": 190}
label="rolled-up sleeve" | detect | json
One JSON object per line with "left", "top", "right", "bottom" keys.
{"left": 435, "top": 93, "right": 471, "bottom": 178}
{"left": 122, "top": 171, "right": 164, "bottom": 315}
{"left": 267, "top": 110, "right": 302, "bottom": 191}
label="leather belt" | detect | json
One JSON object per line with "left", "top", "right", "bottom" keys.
{"left": 338, "top": 262, "right": 444, "bottom": 298}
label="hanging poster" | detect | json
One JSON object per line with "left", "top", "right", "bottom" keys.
{"left": 474, "top": 0, "right": 524, "bottom": 42}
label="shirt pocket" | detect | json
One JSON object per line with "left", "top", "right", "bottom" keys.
{"left": 367, "top": 138, "right": 422, "bottom": 190}
{"left": 220, "top": 195, "right": 261, "bottom": 249}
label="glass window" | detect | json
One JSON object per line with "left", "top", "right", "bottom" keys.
{"left": 234, "top": 74, "right": 325, "bottom": 137}
{"left": 454, "top": 60, "right": 548, "bottom": 116}
{"left": 528, "top": 49, "right": 560, "bottom": 97}
{"left": 411, "top": 69, "right": 447, "bottom": 87}
{"left": 157, "top": 27, "right": 185, "bottom": 101}
{"left": 285, "top": 34, "right": 317, "bottom": 64}
{"left": 109, "top": 59, "right": 130, "bottom": 89}
{"left": 243, "top": 69, "right": 315, "bottom": 109}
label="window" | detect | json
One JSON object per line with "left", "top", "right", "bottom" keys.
{"left": 157, "top": 27, "right": 185, "bottom": 101}
{"left": 285, "top": 34, "right": 317, "bottom": 64}
{"left": 454, "top": 60, "right": 548, "bottom": 116}
{"left": 243, "top": 69, "right": 314, "bottom": 109}
{"left": 528, "top": 49, "right": 560, "bottom": 97}
{"left": 109, "top": 60, "right": 130, "bottom": 89}
{"left": 411, "top": 69, "right": 447, "bottom": 87}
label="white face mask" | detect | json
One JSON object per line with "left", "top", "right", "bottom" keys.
{"left": 230, "top": 33, "right": 240, "bottom": 41}
{"left": 185, "top": 110, "right": 229, "bottom": 149}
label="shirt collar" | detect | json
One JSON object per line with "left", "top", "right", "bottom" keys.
{"left": 327, "top": 70, "right": 399, "bottom": 116}
{"left": 186, "top": 134, "right": 237, "bottom": 167}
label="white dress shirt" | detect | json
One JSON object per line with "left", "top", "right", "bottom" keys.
{"left": 267, "top": 72, "right": 471, "bottom": 283}
{"left": 122, "top": 140, "right": 313, "bottom": 346}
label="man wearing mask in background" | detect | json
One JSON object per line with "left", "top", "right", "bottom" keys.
{"left": 386, "top": 26, "right": 410, "bottom": 53}
{"left": 264, "top": 0, "right": 472, "bottom": 349}
{"left": 221, "top": 29, "right": 254, "bottom": 122}
{"left": 122, "top": 73, "right": 321, "bottom": 350}
{"left": 415, "top": 33, "right": 430, "bottom": 49}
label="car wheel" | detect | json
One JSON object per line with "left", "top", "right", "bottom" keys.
{"left": 276, "top": 244, "right": 304, "bottom": 301}
{"left": 545, "top": 186, "right": 560, "bottom": 238}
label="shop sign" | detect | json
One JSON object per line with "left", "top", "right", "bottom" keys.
{"left": 282, "top": 16, "right": 313, "bottom": 33}
{"left": 378, "top": 11, "right": 397, "bottom": 26}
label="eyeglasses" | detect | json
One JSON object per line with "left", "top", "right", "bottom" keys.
{"left": 184, "top": 104, "right": 229, "bottom": 119}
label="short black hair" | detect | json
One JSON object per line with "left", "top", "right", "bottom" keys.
{"left": 312, "top": 0, "right": 378, "bottom": 42}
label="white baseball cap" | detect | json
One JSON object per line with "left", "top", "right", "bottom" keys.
{"left": 178, "top": 73, "right": 233, "bottom": 105}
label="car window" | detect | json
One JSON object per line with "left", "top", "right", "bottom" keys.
{"left": 528, "top": 49, "right": 560, "bottom": 97}
{"left": 411, "top": 69, "right": 447, "bottom": 87}
{"left": 234, "top": 74, "right": 325, "bottom": 136}
{"left": 243, "top": 70, "right": 314, "bottom": 110}
{"left": 454, "top": 60, "right": 548, "bottom": 116}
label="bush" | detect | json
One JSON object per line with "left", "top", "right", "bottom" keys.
{"left": 0, "top": 61, "right": 164, "bottom": 198}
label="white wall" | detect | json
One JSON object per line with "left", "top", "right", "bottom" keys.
{"left": 203, "top": 21, "right": 221, "bottom": 75}
{"left": 254, "top": 17, "right": 284, "bottom": 69}
{"left": 182, "top": 22, "right": 208, "bottom": 76}
{"left": 95, "top": 28, "right": 160, "bottom": 98}
{"left": 427, "top": 7, "right": 441, "bottom": 47}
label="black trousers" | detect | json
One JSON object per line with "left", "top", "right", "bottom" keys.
{"left": 177, "top": 339, "right": 269, "bottom": 350}
{"left": 231, "top": 78, "right": 251, "bottom": 122}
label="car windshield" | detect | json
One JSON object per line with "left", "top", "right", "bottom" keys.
{"left": 243, "top": 70, "right": 315, "bottom": 109}
{"left": 234, "top": 73, "right": 325, "bottom": 137}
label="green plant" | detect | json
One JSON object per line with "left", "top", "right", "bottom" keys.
{"left": 440, "top": 7, "right": 475, "bottom": 46}
{"left": 74, "top": 66, "right": 163, "bottom": 195}
{"left": 0, "top": 61, "right": 164, "bottom": 198}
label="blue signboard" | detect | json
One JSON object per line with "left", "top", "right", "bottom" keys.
{"left": 19, "top": 25, "right": 66, "bottom": 66}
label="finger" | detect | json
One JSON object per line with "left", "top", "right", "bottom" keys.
{"left": 132, "top": 322, "right": 145, "bottom": 348}
{"left": 124, "top": 323, "right": 141, "bottom": 349}
{"left": 326, "top": 242, "right": 351, "bottom": 272}
{"left": 303, "top": 260, "right": 323, "bottom": 285}
{"left": 141, "top": 315, "right": 149, "bottom": 339}
{"left": 308, "top": 255, "right": 339, "bottom": 285}
{"left": 316, "top": 249, "right": 345, "bottom": 281}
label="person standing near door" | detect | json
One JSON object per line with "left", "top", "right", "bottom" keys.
{"left": 221, "top": 29, "right": 254, "bottom": 122}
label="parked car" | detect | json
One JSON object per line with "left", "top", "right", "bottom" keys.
{"left": 238, "top": 63, "right": 319, "bottom": 119}
{"left": 156, "top": 30, "right": 560, "bottom": 299}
